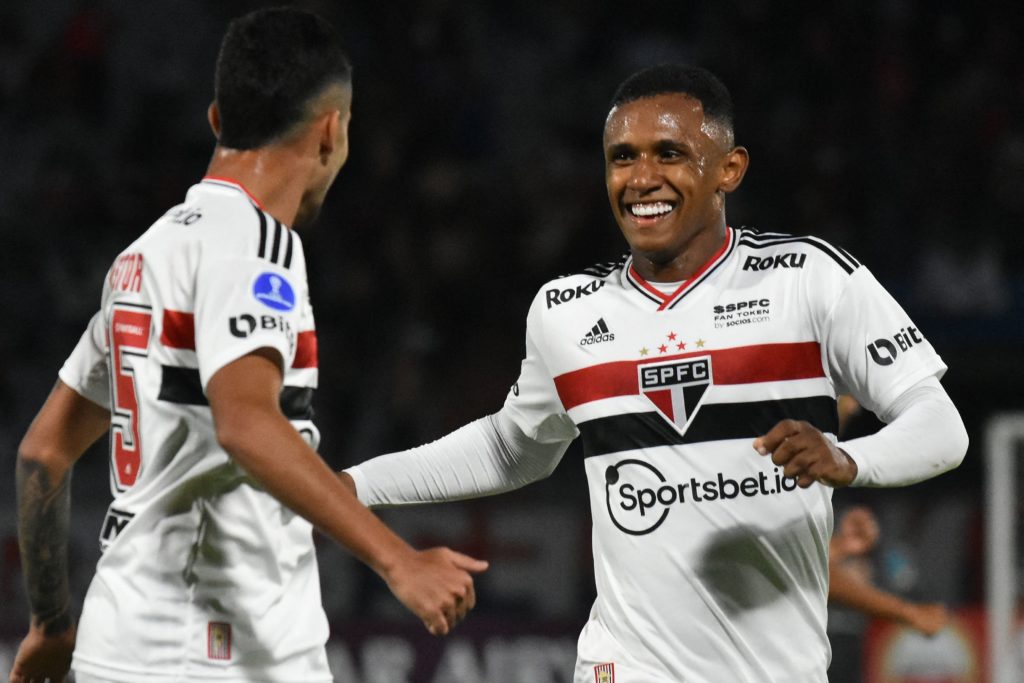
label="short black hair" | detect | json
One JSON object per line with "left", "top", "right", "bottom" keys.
{"left": 610, "top": 64, "right": 734, "bottom": 135}
{"left": 214, "top": 7, "right": 352, "bottom": 150}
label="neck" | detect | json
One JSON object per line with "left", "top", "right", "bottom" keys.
{"left": 631, "top": 220, "right": 728, "bottom": 282}
{"left": 205, "top": 146, "right": 309, "bottom": 226}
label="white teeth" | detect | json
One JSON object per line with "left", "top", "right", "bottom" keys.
{"left": 630, "top": 202, "right": 674, "bottom": 217}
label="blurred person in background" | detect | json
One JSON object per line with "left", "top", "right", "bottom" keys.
{"left": 340, "top": 64, "right": 967, "bottom": 682}
{"left": 9, "top": 8, "right": 485, "bottom": 683}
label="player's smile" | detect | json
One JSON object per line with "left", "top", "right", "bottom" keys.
{"left": 626, "top": 200, "right": 678, "bottom": 223}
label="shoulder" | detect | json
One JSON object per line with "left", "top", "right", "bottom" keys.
{"left": 734, "top": 226, "right": 861, "bottom": 278}
{"left": 530, "top": 254, "right": 628, "bottom": 312}
{"left": 155, "top": 183, "right": 300, "bottom": 270}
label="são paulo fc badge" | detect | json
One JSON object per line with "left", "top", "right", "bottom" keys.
{"left": 638, "top": 356, "right": 712, "bottom": 432}
{"left": 594, "top": 662, "right": 615, "bottom": 682}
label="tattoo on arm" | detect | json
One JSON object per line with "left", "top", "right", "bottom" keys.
{"left": 16, "top": 458, "right": 74, "bottom": 635}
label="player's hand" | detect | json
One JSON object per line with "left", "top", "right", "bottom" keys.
{"left": 753, "top": 419, "right": 858, "bottom": 488}
{"left": 903, "top": 602, "right": 950, "bottom": 636}
{"left": 384, "top": 547, "right": 488, "bottom": 636}
{"left": 8, "top": 620, "right": 76, "bottom": 683}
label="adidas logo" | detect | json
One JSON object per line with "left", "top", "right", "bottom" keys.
{"left": 580, "top": 318, "right": 615, "bottom": 346}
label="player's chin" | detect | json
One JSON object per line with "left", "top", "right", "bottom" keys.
{"left": 624, "top": 236, "right": 681, "bottom": 265}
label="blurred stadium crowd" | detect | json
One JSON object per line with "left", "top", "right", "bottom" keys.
{"left": 1, "top": 0, "right": 1022, "bottom": 676}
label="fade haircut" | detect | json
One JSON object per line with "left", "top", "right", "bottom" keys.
{"left": 610, "top": 65, "right": 735, "bottom": 143}
{"left": 214, "top": 7, "right": 352, "bottom": 150}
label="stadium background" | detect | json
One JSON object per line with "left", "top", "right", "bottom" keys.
{"left": 0, "top": 1, "right": 1021, "bottom": 681}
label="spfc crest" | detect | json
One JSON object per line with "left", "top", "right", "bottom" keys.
{"left": 638, "top": 356, "right": 712, "bottom": 432}
{"left": 594, "top": 662, "right": 615, "bottom": 683}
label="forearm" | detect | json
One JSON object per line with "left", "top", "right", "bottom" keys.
{"left": 16, "top": 456, "right": 74, "bottom": 634}
{"left": 842, "top": 377, "right": 967, "bottom": 486}
{"left": 346, "top": 412, "right": 569, "bottom": 507}
{"left": 220, "top": 411, "right": 413, "bottom": 576}
{"left": 15, "top": 381, "right": 110, "bottom": 634}
{"left": 829, "top": 562, "right": 914, "bottom": 624}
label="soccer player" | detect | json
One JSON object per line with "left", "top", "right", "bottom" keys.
{"left": 10, "top": 8, "right": 486, "bottom": 683}
{"left": 340, "top": 65, "right": 968, "bottom": 682}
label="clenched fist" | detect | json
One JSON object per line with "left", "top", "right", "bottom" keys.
{"left": 753, "top": 419, "right": 858, "bottom": 488}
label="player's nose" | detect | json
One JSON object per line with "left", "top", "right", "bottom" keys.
{"left": 626, "top": 155, "right": 662, "bottom": 192}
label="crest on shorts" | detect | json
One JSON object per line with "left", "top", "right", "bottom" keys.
{"left": 594, "top": 662, "right": 615, "bottom": 683}
{"left": 208, "top": 622, "right": 232, "bottom": 660}
{"left": 638, "top": 356, "right": 712, "bottom": 432}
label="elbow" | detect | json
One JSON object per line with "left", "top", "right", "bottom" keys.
{"left": 213, "top": 407, "right": 252, "bottom": 458}
{"left": 931, "top": 407, "right": 969, "bottom": 476}
{"left": 215, "top": 425, "right": 248, "bottom": 460}
{"left": 17, "top": 435, "right": 70, "bottom": 480}
{"left": 946, "top": 413, "right": 969, "bottom": 471}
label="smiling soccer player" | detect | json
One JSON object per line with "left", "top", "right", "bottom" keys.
{"left": 340, "top": 64, "right": 967, "bottom": 683}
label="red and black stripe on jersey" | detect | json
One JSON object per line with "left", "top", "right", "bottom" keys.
{"left": 554, "top": 341, "right": 838, "bottom": 458}
{"left": 156, "top": 310, "right": 316, "bottom": 419}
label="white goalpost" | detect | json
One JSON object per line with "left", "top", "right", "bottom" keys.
{"left": 986, "top": 412, "right": 1024, "bottom": 683}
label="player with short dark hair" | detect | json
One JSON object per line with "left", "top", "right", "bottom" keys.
{"left": 610, "top": 63, "right": 735, "bottom": 134}
{"left": 10, "top": 8, "right": 486, "bottom": 683}
{"left": 340, "top": 64, "right": 967, "bottom": 682}
{"left": 214, "top": 7, "right": 353, "bottom": 150}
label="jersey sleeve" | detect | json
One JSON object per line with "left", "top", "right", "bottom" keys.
{"left": 501, "top": 292, "right": 579, "bottom": 445}
{"left": 820, "top": 267, "right": 947, "bottom": 418}
{"left": 58, "top": 310, "right": 111, "bottom": 409}
{"left": 194, "top": 252, "right": 303, "bottom": 390}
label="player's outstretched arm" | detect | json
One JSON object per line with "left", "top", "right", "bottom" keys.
{"left": 206, "top": 349, "right": 488, "bottom": 636}
{"left": 828, "top": 561, "right": 949, "bottom": 636}
{"left": 11, "top": 381, "right": 110, "bottom": 683}
{"left": 340, "top": 411, "right": 570, "bottom": 508}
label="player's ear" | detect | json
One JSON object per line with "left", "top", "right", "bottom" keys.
{"left": 317, "top": 109, "right": 341, "bottom": 164}
{"left": 311, "top": 111, "right": 344, "bottom": 167}
{"left": 208, "top": 102, "right": 221, "bottom": 139}
{"left": 718, "top": 146, "right": 749, "bottom": 194}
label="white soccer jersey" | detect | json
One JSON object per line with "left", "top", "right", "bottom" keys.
{"left": 503, "top": 227, "right": 947, "bottom": 683}
{"left": 58, "top": 178, "right": 331, "bottom": 682}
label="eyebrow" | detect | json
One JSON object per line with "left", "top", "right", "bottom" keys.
{"left": 605, "top": 139, "right": 693, "bottom": 156}
{"left": 654, "top": 139, "right": 692, "bottom": 153}
{"left": 605, "top": 142, "right": 634, "bottom": 157}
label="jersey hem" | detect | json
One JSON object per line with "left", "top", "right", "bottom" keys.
{"left": 73, "top": 656, "right": 333, "bottom": 683}
{"left": 57, "top": 365, "right": 111, "bottom": 409}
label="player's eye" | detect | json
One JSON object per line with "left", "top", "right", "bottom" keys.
{"left": 607, "top": 145, "right": 635, "bottom": 164}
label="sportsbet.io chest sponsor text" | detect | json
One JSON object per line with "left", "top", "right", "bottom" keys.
{"left": 605, "top": 459, "right": 800, "bottom": 536}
